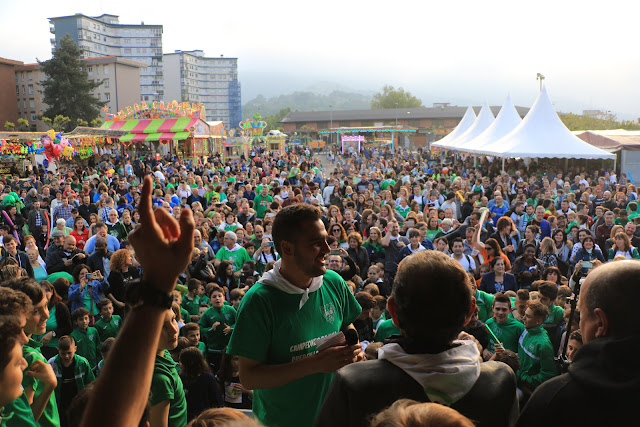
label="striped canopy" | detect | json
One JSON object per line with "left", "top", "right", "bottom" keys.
{"left": 101, "top": 118, "right": 198, "bottom": 142}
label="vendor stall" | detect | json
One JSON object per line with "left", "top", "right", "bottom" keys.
{"left": 319, "top": 125, "right": 417, "bottom": 150}
{"left": 0, "top": 131, "right": 49, "bottom": 176}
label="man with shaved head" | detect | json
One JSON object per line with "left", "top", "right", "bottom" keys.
{"left": 518, "top": 260, "right": 640, "bottom": 426}
{"left": 47, "top": 235, "right": 86, "bottom": 274}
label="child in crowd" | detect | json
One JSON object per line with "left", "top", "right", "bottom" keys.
{"left": 69, "top": 308, "right": 102, "bottom": 373}
{"left": 198, "top": 285, "right": 237, "bottom": 370}
{"left": 48, "top": 335, "right": 95, "bottom": 424}
{"left": 173, "top": 290, "right": 191, "bottom": 323}
{"left": 371, "top": 295, "right": 387, "bottom": 330}
{"left": 93, "top": 299, "right": 122, "bottom": 342}
{"left": 96, "top": 337, "right": 115, "bottom": 376}
{"left": 229, "top": 288, "right": 245, "bottom": 310}
{"left": 217, "top": 353, "right": 252, "bottom": 410}
{"left": 182, "top": 279, "right": 203, "bottom": 322}
{"left": 182, "top": 322, "right": 207, "bottom": 356}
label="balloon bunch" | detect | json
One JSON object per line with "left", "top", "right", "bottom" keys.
{"left": 40, "top": 131, "right": 75, "bottom": 160}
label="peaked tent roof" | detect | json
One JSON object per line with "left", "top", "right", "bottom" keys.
{"left": 475, "top": 86, "right": 615, "bottom": 160}
{"left": 460, "top": 95, "right": 522, "bottom": 154}
{"left": 443, "top": 101, "right": 495, "bottom": 149}
{"left": 431, "top": 106, "right": 476, "bottom": 148}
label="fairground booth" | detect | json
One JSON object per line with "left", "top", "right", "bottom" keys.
{"left": 100, "top": 101, "right": 216, "bottom": 161}
{"left": 318, "top": 125, "right": 418, "bottom": 153}
{"left": 0, "top": 131, "right": 49, "bottom": 176}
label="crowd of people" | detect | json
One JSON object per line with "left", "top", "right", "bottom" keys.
{"left": 0, "top": 143, "right": 638, "bottom": 427}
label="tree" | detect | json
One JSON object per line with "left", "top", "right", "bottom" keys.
{"left": 263, "top": 107, "right": 292, "bottom": 131}
{"left": 39, "top": 34, "right": 102, "bottom": 132}
{"left": 4, "top": 122, "right": 15, "bottom": 131}
{"left": 91, "top": 118, "right": 103, "bottom": 128}
{"left": 559, "top": 113, "right": 640, "bottom": 131}
{"left": 16, "top": 119, "right": 30, "bottom": 131}
{"left": 42, "top": 115, "right": 71, "bottom": 133}
{"left": 76, "top": 118, "right": 88, "bottom": 127}
{"left": 371, "top": 85, "right": 423, "bottom": 109}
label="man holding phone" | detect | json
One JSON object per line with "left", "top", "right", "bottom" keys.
{"left": 228, "top": 204, "right": 363, "bottom": 427}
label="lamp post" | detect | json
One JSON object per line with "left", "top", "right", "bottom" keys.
{"left": 395, "top": 102, "right": 398, "bottom": 126}
{"left": 329, "top": 105, "right": 333, "bottom": 147}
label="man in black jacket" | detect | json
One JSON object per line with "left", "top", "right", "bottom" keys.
{"left": 86, "top": 237, "right": 113, "bottom": 277}
{"left": 47, "top": 235, "right": 86, "bottom": 275}
{"left": 517, "top": 260, "right": 640, "bottom": 427}
{"left": 315, "top": 250, "right": 517, "bottom": 427}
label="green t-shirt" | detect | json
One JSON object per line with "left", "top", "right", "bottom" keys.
{"left": 94, "top": 314, "right": 122, "bottom": 342}
{"left": 198, "top": 305, "right": 237, "bottom": 352}
{"left": 1, "top": 392, "right": 37, "bottom": 426}
{"left": 475, "top": 290, "right": 495, "bottom": 323}
{"left": 70, "top": 327, "right": 101, "bottom": 370}
{"left": 227, "top": 269, "right": 361, "bottom": 427}
{"left": 23, "top": 339, "right": 59, "bottom": 427}
{"left": 215, "top": 245, "right": 251, "bottom": 273}
{"left": 543, "top": 304, "right": 565, "bottom": 344}
{"left": 33, "top": 306, "right": 59, "bottom": 350}
{"left": 253, "top": 194, "right": 273, "bottom": 219}
{"left": 485, "top": 317, "right": 525, "bottom": 353}
{"left": 374, "top": 319, "right": 401, "bottom": 343}
{"left": 180, "top": 308, "right": 191, "bottom": 323}
{"left": 150, "top": 351, "right": 187, "bottom": 427}
{"left": 395, "top": 205, "right": 411, "bottom": 220}
{"left": 181, "top": 295, "right": 201, "bottom": 316}
{"left": 380, "top": 179, "right": 395, "bottom": 190}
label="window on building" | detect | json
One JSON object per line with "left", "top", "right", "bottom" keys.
{"left": 432, "top": 119, "right": 444, "bottom": 127}
{"left": 104, "top": 66, "right": 109, "bottom": 75}
{"left": 31, "top": 113, "right": 36, "bottom": 121}
{"left": 103, "top": 79, "right": 110, "bottom": 88}
{"left": 29, "top": 99, "right": 35, "bottom": 108}
{"left": 22, "top": 85, "right": 25, "bottom": 94}
{"left": 88, "top": 66, "right": 93, "bottom": 75}
{"left": 28, "top": 85, "right": 34, "bottom": 94}
{"left": 105, "top": 93, "right": 111, "bottom": 101}
{"left": 124, "top": 48, "right": 131, "bottom": 54}
{"left": 15, "top": 86, "right": 19, "bottom": 96}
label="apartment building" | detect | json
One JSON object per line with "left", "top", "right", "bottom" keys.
{"left": 48, "top": 13, "right": 163, "bottom": 102}
{"left": 13, "top": 57, "right": 143, "bottom": 131}
{"left": 163, "top": 50, "right": 241, "bottom": 129}
{"left": 0, "top": 58, "right": 21, "bottom": 128}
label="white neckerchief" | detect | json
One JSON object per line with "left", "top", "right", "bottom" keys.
{"left": 259, "top": 260, "right": 323, "bottom": 309}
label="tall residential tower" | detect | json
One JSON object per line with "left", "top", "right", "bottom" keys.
{"left": 163, "top": 50, "right": 241, "bottom": 129}
{"left": 48, "top": 13, "right": 164, "bottom": 103}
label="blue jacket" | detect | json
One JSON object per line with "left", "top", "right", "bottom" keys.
{"left": 69, "top": 279, "right": 108, "bottom": 314}
{"left": 479, "top": 271, "right": 518, "bottom": 294}
{"left": 84, "top": 235, "right": 121, "bottom": 254}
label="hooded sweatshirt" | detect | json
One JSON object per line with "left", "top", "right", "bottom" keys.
{"left": 378, "top": 340, "right": 481, "bottom": 405}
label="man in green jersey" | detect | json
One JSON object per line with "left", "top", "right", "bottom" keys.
{"left": 214, "top": 232, "right": 250, "bottom": 275}
{"left": 252, "top": 185, "right": 272, "bottom": 219}
{"left": 484, "top": 293, "right": 525, "bottom": 360}
{"left": 228, "top": 204, "right": 363, "bottom": 427}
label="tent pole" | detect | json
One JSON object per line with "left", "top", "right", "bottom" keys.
{"left": 564, "top": 158, "right": 568, "bottom": 173}
{"left": 501, "top": 157, "right": 505, "bottom": 172}
{"left": 613, "top": 157, "right": 617, "bottom": 173}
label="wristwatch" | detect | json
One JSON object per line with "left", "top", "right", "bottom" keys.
{"left": 125, "top": 279, "right": 173, "bottom": 310}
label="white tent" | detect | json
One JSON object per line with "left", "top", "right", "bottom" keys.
{"left": 443, "top": 101, "right": 495, "bottom": 150}
{"left": 458, "top": 95, "right": 522, "bottom": 154}
{"left": 476, "top": 85, "right": 616, "bottom": 163}
{"left": 431, "top": 106, "right": 476, "bottom": 148}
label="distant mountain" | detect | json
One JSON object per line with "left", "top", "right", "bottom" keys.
{"left": 242, "top": 90, "right": 372, "bottom": 119}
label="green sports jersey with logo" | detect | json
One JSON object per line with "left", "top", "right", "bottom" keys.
{"left": 227, "top": 269, "right": 361, "bottom": 427}
{"left": 94, "top": 315, "right": 122, "bottom": 342}
{"left": 70, "top": 327, "right": 101, "bottom": 370}
{"left": 485, "top": 317, "right": 525, "bottom": 353}
{"left": 22, "top": 339, "right": 60, "bottom": 427}
{"left": 150, "top": 351, "right": 187, "bottom": 427}
{"left": 198, "top": 305, "right": 237, "bottom": 352}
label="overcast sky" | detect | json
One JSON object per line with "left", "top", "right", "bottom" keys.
{"left": 2, "top": 0, "right": 638, "bottom": 119}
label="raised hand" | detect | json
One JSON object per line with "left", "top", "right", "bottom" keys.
{"left": 129, "top": 176, "right": 195, "bottom": 292}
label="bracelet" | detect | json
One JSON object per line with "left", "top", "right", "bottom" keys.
{"left": 125, "top": 279, "right": 173, "bottom": 310}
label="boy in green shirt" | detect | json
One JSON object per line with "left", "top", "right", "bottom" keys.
{"left": 181, "top": 322, "right": 206, "bottom": 357}
{"left": 517, "top": 301, "right": 558, "bottom": 391}
{"left": 94, "top": 300, "right": 122, "bottom": 342}
{"left": 181, "top": 280, "right": 202, "bottom": 321}
{"left": 172, "top": 291, "right": 191, "bottom": 323}
{"left": 69, "top": 308, "right": 101, "bottom": 374}
{"left": 48, "top": 336, "right": 94, "bottom": 422}
{"left": 149, "top": 308, "right": 187, "bottom": 427}
{"left": 373, "top": 318, "right": 401, "bottom": 343}
{"left": 198, "top": 285, "right": 236, "bottom": 369}
{"left": 538, "top": 282, "right": 565, "bottom": 347}
{"left": 484, "top": 294, "right": 525, "bottom": 359}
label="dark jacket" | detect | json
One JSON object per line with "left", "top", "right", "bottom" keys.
{"left": 87, "top": 250, "right": 113, "bottom": 276}
{"left": 517, "top": 335, "right": 640, "bottom": 427}
{"left": 315, "top": 357, "right": 517, "bottom": 427}
{"left": 347, "top": 246, "right": 370, "bottom": 276}
{"left": 479, "top": 271, "right": 518, "bottom": 294}
{"left": 47, "top": 247, "right": 87, "bottom": 275}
